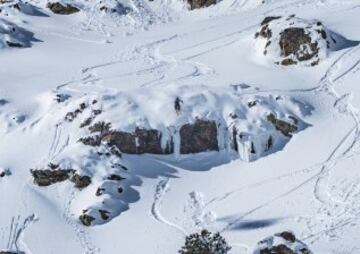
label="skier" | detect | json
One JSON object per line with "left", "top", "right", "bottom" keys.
{"left": 174, "top": 97, "right": 183, "bottom": 115}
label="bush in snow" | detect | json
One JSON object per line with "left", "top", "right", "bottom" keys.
{"left": 179, "top": 229, "right": 231, "bottom": 254}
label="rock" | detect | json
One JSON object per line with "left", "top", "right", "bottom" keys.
{"left": 279, "top": 28, "right": 319, "bottom": 62}
{"left": 187, "top": 0, "right": 216, "bottom": 10}
{"left": 79, "top": 213, "right": 95, "bottom": 226}
{"left": 99, "top": 209, "right": 110, "bottom": 220}
{"left": 107, "top": 174, "right": 125, "bottom": 181}
{"left": 254, "top": 231, "right": 313, "bottom": 254}
{"left": 47, "top": 2, "right": 79, "bottom": 15}
{"left": 180, "top": 119, "right": 218, "bottom": 154}
{"left": 0, "top": 168, "right": 11, "bottom": 177}
{"left": 267, "top": 113, "right": 297, "bottom": 137}
{"left": 261, "top": 16, "right": 281, "bottom": 26}
{"left": 31, "top": 169, "right": 71, "bottom": 186}
{"left": 70, "top": 174, "right": 91, "bottom": 189}
{"left": 99, "top": 2, "right": 130, "bottom": 14}
{"left": 278, "top": 231, "right": 296, "bottom": 243}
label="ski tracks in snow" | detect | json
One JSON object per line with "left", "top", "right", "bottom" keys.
{"left": 63, "top": 190, "right": 100, "bottom": 254}
{"left": 1, "top": 214, "right": 37, "bottom": 254}
{"left": 151, "top": 178, "right": 187, "bottom": 235}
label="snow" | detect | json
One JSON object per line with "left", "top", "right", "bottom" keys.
{"left": 1, "top": 0, "right": 360, "bottom": 253}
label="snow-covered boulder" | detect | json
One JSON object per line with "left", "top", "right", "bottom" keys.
{"left": 0, "top": 18, "right": 36, "bottom": 48}
{"left": 254, "top": 231, "right": 312, "bottom": 254}
{"left": 255, "top": 15, "right": 340, "bottom": 66}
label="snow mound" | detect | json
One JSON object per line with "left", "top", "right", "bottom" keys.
{"left": 254, "top": 231, "right": 313, "bottom": 254}
{"left": 254, "top": 15, "right": 349, "bottom": 66}
{"left": 0, "top": 18, "right": 36, "bottom": 48}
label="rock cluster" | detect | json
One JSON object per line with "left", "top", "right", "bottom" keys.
{"left": 254, "top": 231, "right": 313, "bottom": 254}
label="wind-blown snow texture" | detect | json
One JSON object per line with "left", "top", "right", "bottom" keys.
{"left": 0, "top": 0, "right": 360, "bottom": 253}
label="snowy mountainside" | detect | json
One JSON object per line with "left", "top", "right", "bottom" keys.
{"left": 1, "top": 0, "right": 360, "bottom": 253}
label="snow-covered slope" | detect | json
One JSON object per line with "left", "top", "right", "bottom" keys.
{"left": 0, "top": 0, "right": 360, "bottom": 253}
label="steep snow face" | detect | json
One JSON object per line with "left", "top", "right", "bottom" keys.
{"left": 0, "top": 18, "right": 36, "bottom": 48}
{"left": 254, "top": 15, "right": 353, "bottom": 66}
{"left": 45, "top": 85, "right": 312, "bottom": 159}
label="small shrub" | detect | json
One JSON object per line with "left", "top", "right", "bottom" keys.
{"left": 179, "top": 229, "right": 231, "bottom": 254}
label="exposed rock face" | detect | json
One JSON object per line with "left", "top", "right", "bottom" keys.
{"left": 31, "top": 169, "right": 71, "bottom": 186}
{"left": 81, "top": 122, "right": 174, "bottom": 154}
{"left": 267, "top": 113, "right": 297, "bottom": 137}
{"left": 254, "top": 231, "right": 312, "bottom": 254}
{"left": 47, "top": 2, "right": 79, "bottom": 15}
{"left": 187, "top": 0, "right": 216, "bottom": 10}
{"left": 279, "top": 28, "right": 319, "bottom": 62}
{"left": 180, "top": 119, "right": 218, "bottom": 154}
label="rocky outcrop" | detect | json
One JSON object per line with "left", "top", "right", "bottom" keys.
{"left": 80, "top": 119, "right": 219, "bottom": 155}
{"left": 80, "top": 121, "right": 174, "bottom": 154}
{"left": 267, "top": 113, "right": 297, "bottom": 137}
{"left": 47, "top": 2, "right": 79, "bottom": 15}
{"left": 187, "top": 0, "right": 216, "bottom": 10}
{"left": 180, "top": 119, "right": 218, "bottom": 154}
{"left": 31, "top": 168, "right": 71, "bottom": 186}
{"left": 254, "top": 231, "right": 312, "bottom": 254}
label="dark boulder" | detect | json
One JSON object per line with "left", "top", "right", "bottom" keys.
{"left": 180, "top": 119, "right": 218, "bottom": 154}
{"left": 31, "top": 169, "right": 71, "bottom": 187}
{"left": 70, "top": 174, "right": 92, "bottom": 189}
{"left": 47, "top": 2, "right": 79, "bottom": 15}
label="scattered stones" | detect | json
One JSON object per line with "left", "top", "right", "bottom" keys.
{"left": 267, "top": 113, "right": 297, "bottom": 137}
{"left": 47, "top": 2, "right": 79, "bottom": 15}
{"left": 65, "top": 103, "right": 88, "bottom": 122}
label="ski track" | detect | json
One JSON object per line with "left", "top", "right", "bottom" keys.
{"left": 3, "top": 214, "right": 37, "bottom": 254}
{"left": 63, "top": 190, "right": 100, "bottom": 254}
{"left": 151, "top": 178, "right": 187, "bottom": 235}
